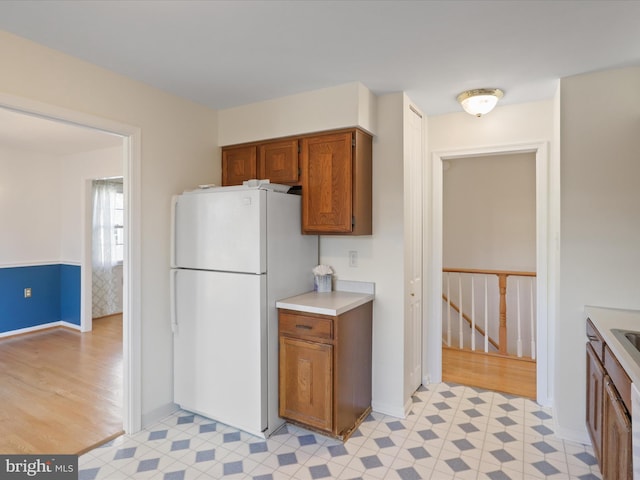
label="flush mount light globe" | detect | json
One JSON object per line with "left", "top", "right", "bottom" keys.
{"left": 456, "top": 88, "right": 504, "bottom": 117}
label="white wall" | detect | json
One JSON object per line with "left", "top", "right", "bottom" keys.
{"left": 427, "top": 99, "right": 557, "bottom": 402}
{"left": 0, "top": 142, "right": 124, "bottom": 266}
{"left": 0, "top": 30, "right": 219, "bottom": 426}
{"left": 218, "top": 82, "right": 376, "bottom": 145}
{"left": 429, "top": 100, "right": 554, "bottom": 151}
{"left": 322, "top": 93, "right": 407, "bottom": 416}
{"left": 59, "top": 145, "right": 123, "bottom": 264}
{"left": 556, "top": 67, "right": 640, "bottom": 441}
{"left": 218, "top": 87, "right": 412, "bottom": 417}
{"left": 0, "top": 146, "right": 62, "bottom": 265}
{"left": 443, "top": 152, "right": 536, "bottom": 271}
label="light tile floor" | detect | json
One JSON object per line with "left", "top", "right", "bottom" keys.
{"left": 79, "top": 383, "right": 602, "bottom": 479}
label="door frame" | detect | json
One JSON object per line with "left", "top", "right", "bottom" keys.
{"left": 426, "top": 141, "right": 554, "bottom": 407}
{"left": 0, "top": 92, "right": 142, "bottom": 433}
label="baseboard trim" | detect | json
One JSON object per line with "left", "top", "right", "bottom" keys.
{"left": 0, "top": 321, "right": 81, "bottom": 338}
{"left": 142, "top": 403, "right": 179, "bottom": 429}
{"left": 553, "top": 420, "right": 591, "bottom": 445}
{"left": 371, "top": 400, "right": 407, "bottom": 419}
{"left": 61, "top": 321, "right": 82, "bottom": 331}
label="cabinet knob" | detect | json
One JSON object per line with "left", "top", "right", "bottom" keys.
{"left": 295, "top": 324, "right": 313, "bottom": 330}
{"left": 587, "top": 334, "right": 598, "bottom": 341}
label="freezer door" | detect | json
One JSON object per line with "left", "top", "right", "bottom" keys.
{"left": 172, "top": 268, "right": 267, "bottom": 435}
{"left": 173, "top": 189, "right": 266, "bottom": 273}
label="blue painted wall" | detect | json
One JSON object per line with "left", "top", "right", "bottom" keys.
{"left": 0, "top": 264, "right": 81, "bottom": 334}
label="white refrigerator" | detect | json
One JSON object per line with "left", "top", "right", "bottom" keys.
{"left": 170, "top": 183, "right": 318, "bottom": 437}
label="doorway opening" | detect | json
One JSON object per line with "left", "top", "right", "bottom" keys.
{"left": 426, "top": 142, "right": 552, "bottom": 407}
{"left": 0, "top": 94, "right": 141, "bottom": 441}
{"left": 440, "top": 152, "right": 537, "bottom": 398}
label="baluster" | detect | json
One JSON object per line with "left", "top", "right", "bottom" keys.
{"left": 446, "top": 272, "right": 451, "bottom": 347}
{"left": 530, "top": 277, "right": 536, "bottom": 359}
{"left": 516, "top": 278, "right": 522, "bottom": 357}
{"left": 471, "top": 275, "right": 475, "bottom": 351}
{"left": 498, "top": 273, "right": 507, "bottom": 354}
{"left": 484, "top": 275, "right": 488, "bottom": 353}
{"left": 458, "top": 274, "right": 463, "bottom": 349}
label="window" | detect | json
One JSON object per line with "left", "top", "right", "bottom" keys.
{"left": 113, "top": 191, "right": 124, "bottom": 264}
{"left": 92, "top": 178, "right": 124, "bottom": 267}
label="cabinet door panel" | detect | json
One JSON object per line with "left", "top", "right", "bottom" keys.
{"left": 259, "top": 140, "right": 299, "bottom": 184}
{"left": 602, "top": 380, "right": 632, "bottom": 480}
{"left": 301, "top": 132, "right": 352, "bottom": 233}
{"left": 279, "top": 337, "right": 332, "bottom": 431}
{"left": 586, "top": 343, "right": 605, "bottom": 465}
{"left": 222, "top": 145, "right": 257, "bottom": 186}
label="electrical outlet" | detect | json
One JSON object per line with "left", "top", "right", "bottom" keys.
{"left": 24, "top": 288, "right": 32, "bottom": 298}
{"left": 349, "top": 250, "right": 358, "bottom": 267}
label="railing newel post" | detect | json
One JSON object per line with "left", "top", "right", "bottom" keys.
{"left": 498, "top": 273, "right": 507, "bottom": 355}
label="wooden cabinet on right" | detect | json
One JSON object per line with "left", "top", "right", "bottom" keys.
{"left": 603, "top": 379, "right": 632, "bottom": 480}
{"left": 585, "top": 318, "right": 632, "bottom": 479}
{"left": 586, "top": 342, "right": 605, "bottom": 465}
{"left": 300, "top": 129, "right": 372, "bottom": 235}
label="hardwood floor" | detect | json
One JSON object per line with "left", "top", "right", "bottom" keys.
{"left": 442, "top": 346, "right": 537, "bottom": 399}
{"left": 0, "top": 314, "right": 123, "bottom": 455}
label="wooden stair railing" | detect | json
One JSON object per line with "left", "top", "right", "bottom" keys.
{"left": 443, "top": 268, "right": 536, "bottom": 357}
{"left": 441, "top": 293, "right": 500, "bottom": 350}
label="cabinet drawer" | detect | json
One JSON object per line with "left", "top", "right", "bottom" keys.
{"left": 587, "top": 318, "right": 605, "bottom": 363}
{"left": 604, "top": 344, "right": 632, "bottom": 414}
{"left": 279, "top": 312, "right": 333, "bottom": 340}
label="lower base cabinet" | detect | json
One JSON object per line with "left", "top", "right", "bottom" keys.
{"left": 585, "top": 318, "right": 632, "bottom": 479}
{"left": 279, "top": 337, "right": 333, "bottom": 431}
{"left": 602, "top": 380, "right": 632, "bottom": 479}
{"left": 586, "top": 343, "right": 605, "bottom": 465}
{"left": 278, "top": 301, "right": 372, "bottom": 440}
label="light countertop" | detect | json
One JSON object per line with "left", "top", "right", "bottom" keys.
{"left": 586, "top": 305, "right": 640, "bottom": 386}
{"left": 276, "top": 280, "right": 374, "bottom": 316}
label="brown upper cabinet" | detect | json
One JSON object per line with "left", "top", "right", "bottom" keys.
{"left": 259, "top": 140, "right": 299, "bottom": 184}
{"left": 222, "top": 139, "right": 299, "bottom": 187}
{"left": 220, "top": 128, "right": 372, "bottom": 235}
{"left": 221, "top": 145, "right": 257, "bottom": 186}
{"left": 301, "top": 129, "right": 372, "bottom": 235}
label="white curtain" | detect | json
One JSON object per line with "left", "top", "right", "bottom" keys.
{"left": 92, "top": 179, "right": 121, "bottom": 318}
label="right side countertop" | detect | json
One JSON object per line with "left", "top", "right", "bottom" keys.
{"left": 586, "top": 305, "right": 640, "bottom": 385}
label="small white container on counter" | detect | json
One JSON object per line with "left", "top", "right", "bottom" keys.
{"left": 315, "top": 274, "right": 332, "bottom": 293}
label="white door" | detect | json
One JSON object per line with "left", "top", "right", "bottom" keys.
{"left": 172, "top": 268, "right": 267, "bottom": 435}
{"left": 406, "top": 106, "right": 423, "bottom": 394}
{"left": 173, "top": 188, "right": 266, "bottom": 273}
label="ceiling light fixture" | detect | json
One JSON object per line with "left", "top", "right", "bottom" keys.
{"left": 456, "top": 88, "right": 504, "bottom": 117}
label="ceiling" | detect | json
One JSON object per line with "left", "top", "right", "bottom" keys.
{"left": 0, "top": 0, "right": 639, "bottom": 152}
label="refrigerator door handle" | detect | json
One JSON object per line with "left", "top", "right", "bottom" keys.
{"left": 170, "top": 195, "right": 178, "bottom": 268}
{"left": 170, "top": 269, "right": 178, "bottom": 334}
